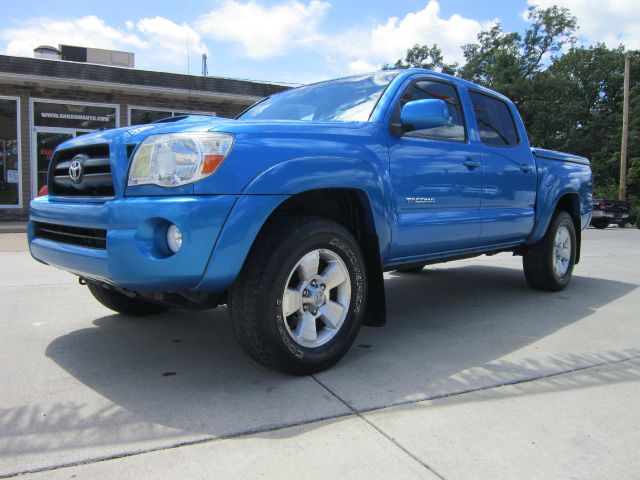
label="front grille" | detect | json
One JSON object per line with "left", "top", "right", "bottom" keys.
{"left": 49, "top": 144, "right": 114, "bottom": 197}
{"left": 33, "top": 221, "right": 107, "bottom": 249}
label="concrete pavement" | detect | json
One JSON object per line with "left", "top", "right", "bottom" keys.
{"left": 0, "top": 228, "right": 638, "bottom": 478}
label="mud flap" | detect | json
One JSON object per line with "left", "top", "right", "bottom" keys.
{"left": 362, "top": 234, "right": 386, "bottom": 327}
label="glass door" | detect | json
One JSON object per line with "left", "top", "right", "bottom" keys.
{"left": 32, "top": 128, "right": 74, "bottom": 195}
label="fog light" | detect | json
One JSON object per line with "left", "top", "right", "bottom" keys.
{"left": 166, "top": 224, "right": 182, "bottom": 253}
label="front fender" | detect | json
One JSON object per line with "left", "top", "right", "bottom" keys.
{"left": 196, "top": 155, "right": 393, "bottom": 293}
{"left": 195, "top": 194, "right": 288, "bottom": 292}
{"left": 243, "top": 155, "right": 393, "bottom": 257}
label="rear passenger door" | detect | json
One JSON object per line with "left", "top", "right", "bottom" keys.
{"left": 468, "top": 91, "right": 537, "bottom": 245}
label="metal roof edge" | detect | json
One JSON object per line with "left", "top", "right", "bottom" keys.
{"left": 0, "top": 71, "right": 264, "bottom": 104}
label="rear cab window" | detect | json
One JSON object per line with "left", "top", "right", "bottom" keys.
{"left": 469, "top": 91, "right": 519, "bottom": 147}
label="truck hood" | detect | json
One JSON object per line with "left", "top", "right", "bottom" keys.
{"left": 531, "top": 147, "right": 590, "bottom": 166}
{"left": 129, "top": 115, "right": 373, "bottom": 141}
{"left": 54, "top": 115, "right": 375, "bottom": 153}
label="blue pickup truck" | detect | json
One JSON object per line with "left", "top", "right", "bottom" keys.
{"left": 29, "top": 69, "right": 593, "bottom": 374}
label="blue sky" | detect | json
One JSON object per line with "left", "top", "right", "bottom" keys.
{"left": 1, "top": 0, "right": 637, "bottom": 84}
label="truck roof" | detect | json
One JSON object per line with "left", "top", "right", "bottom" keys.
{"left": 300, "top": 68, "right": 515, "bottom": 106}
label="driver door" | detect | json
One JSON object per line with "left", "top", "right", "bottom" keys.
{"left": 388, "top": 79, "right": 483, "bottom": 259}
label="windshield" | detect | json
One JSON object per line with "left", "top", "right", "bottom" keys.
{"left": 239, "top": 72, "right": 397, "bottom": 122}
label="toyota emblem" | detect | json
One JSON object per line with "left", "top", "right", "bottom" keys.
{"left": 68, "top": 157, "right": 84, "bottom": 184}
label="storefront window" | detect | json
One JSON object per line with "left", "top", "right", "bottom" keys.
{"left": 130, "top": 108, "right": 173, "bottom": 126}
{"left": 35, "top": 132, "right": 73, "bottom": 193}
{"left": 129, "top": 108, "right": 216, "bottom": 126}
{"left": 0, "top": 98, "right": 20, "bottom": 206}
{"left": 33, "top": 101, "right": 117, "bottom": 130}
{"left": 174, "top": 111, "right": 211, "bottom": 117}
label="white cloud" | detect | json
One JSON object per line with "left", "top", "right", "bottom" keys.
{"left": 0, "top": 15, "right": 206, "bottom": 70}
{"left": 137, "top": 16, "right": 208, "bottom": 66}
{"left": 331, "top": 0, "right": 494, "bottom": 71}
{"left": 348, "top": 59, "right": 379, "bottom": 74}
{"left": 195, "top": 0, "right": 330, "bottom": 59}
{"left": 1, "top": 15, "right": 146, "bottom": 57}
{"left": 528, "top": 0, "right": 640, "bottom": 49}
{"left": 370, "top": 1, "right": 492, "bottom": 65}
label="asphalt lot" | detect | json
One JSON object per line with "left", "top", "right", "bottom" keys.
{"left": 0, "top": 228, "right": 638, "bottom": 479}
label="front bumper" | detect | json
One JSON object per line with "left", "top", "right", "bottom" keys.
{"left": 29, "top": 195, "right": 237, "bottom": 291}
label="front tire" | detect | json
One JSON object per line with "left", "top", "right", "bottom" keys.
{"left": 229, "top": 216, "right": 367, "bottom": 375}
{"left": 87, "top": 283, "right": 168, "bottom": 316}
{"left": 523, "top": 211, "right": 576, "bottom": 291}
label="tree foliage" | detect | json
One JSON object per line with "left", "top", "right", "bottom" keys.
{"left": 459, "top": 6, "right": 577, "bottom": 106}
{"left": 384, "top": 44, "right": 457, "bottom": 74}
{"left": 386, "top": 6, "right": 639, "bottom": 212}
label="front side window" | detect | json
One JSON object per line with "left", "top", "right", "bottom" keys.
{"left": 469, "top": 91, "right": 519, "bottom": 147}
{"left": 239, "top": 72, "right": 397, "bottom": 122}
{"left": 394, "top": 80, "right": 466, "bottom": 142}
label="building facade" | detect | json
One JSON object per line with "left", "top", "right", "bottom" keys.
{"left": 0, "top": 55, "right": 289, "bottom": 220}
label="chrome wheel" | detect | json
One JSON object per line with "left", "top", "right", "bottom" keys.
{"left": 281, "top": 248, "right": 351, "bottom": 348}
{"left": 553, "top": 226, "right": 571, "bottom": 277}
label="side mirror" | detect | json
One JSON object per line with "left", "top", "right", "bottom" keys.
{"left": 400, "top": 99, "right": 450, "bottom": 131}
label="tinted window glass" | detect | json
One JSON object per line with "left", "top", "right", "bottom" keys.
{"left": 239, "top": 72, "right": 397, "bottom": 122}
{"left": 469, "top": 92, "right": 518, "bottom": 147}
{"left": 396, "top": 80, "right": 466, "bottom": 142}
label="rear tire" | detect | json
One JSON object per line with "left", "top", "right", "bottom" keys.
{"left": 229, "top": 216, "right": 367, "bottom": 375}
{"left": 592, "top": 219, "right": 609, "bottom": 229}
{"left": 87, "top": 283, "right": 168, "bottom": 316}
{"left": 523, "top": 211, "right": 576, "bottom": 292}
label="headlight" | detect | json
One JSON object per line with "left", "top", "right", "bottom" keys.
{"left": 128, "top": 132, "right": 234, "bottom": 187}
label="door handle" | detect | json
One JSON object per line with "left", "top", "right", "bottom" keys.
{"left": 464, "top": 159, "right": 481, "bottom": 170}
{"left": 520, "top": 163, "right": 534, "bottom": 173}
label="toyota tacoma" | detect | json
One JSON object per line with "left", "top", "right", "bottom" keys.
{"left": 29, "top": 69, "right": 593, "bottom": 374}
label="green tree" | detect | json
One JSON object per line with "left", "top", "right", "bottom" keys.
{"left": 459, "top": 6, "right": 577, "bottom": 106}
{"left": 525, "top": 45, "right": 627, "bottom": 192}
{"left": 384, "top": 44, "right": 457, "bottom": 74}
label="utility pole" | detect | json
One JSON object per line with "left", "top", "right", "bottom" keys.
{"left": 619, "top": 51, "right": 631, "bottom": 200}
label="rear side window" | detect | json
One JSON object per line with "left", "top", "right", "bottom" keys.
{"left": 395, "top": 80, "right": 466, "bottom": 142}
{"left": 469, "top": 91, "right": 519, "bottom": 147}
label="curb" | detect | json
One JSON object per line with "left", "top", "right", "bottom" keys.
{"left": 0, "top": 223, "right": 28, "bottom": 234}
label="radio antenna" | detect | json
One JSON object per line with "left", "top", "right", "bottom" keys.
{"left": 186, "top": 31, "right": 190, "bottom": 75}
